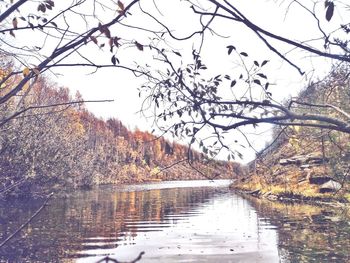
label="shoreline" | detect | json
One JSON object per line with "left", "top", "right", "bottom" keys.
{"left": 230, "top": 184, "right": 349, "bottom": 208}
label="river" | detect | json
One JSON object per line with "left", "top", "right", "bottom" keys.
{"left": 0, "top": 180, "right": 349, "bottom": 262}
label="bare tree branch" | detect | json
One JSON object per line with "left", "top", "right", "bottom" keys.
{"left": 0, "top": 193, "right": 53, "bottom": 249}
{"left": 0, "top": 99, "right": 114, "bottom": 127}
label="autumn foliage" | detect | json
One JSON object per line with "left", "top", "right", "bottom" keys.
{"left": 234, "top": 66, "right": 350, "bottom": 201}
{"left": 0, "top": 61, "right": 237, "bottom": 197}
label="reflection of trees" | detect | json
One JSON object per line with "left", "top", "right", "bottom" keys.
{"left": 246, "top": 196, "right": 350, "bottom": 263}
{"left": 0, "top": 186, "right": 219, "bottom": 262}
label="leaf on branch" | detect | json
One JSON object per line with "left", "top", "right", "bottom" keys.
{"left": 23, "top": 67, "right": 30, "bottom": 77}
{"left": 261, "top": 60, "right": 269, "bottom": 66}
{"left": 50, "top": 21, "right": 57, "bottom": 27}
{"left": 9, "top": 30, "right": 15, "bottom": 37}
{"left": 173, "top": 50, "right": 182, "bottom": 57}
{"left": 240, "top": 52, "right": 248, "bottom": 57}
{"left": 109, "top": 38, "right": 114, "bottom": 50}
{"left": 12, "top": 17, "right": 18, "bottom": 29}
{"left": 33, "top": 68, "right": 40, "bottom": 75}
{"left": 90, "top": 36, "right": 98, "bottom": 45}
{"left": 253, "top": 79, "right": 261, "bottom": 85}
{"left": 325, "top": 1, "right": 334, "bottom": 22}
{"left": 98, "top": 22, "right": 103, "bottom": 32}
{"left": 254, "top": 61, "right": 259, "bottom": 67}
{"left": 257, "top": 73, "right": 267, "bottom": 79}
{"left": 118, "top": 1, "right": 125, "bottom": 11}
{"left": 226, "top": 45, "right": 236, "bottom": 55}
{"left": 111, "top": 55, "right": 119, "bottom": 65}
{"left": 113, "top": 37, "right": 121, "bottom": 47}
{"left": 37, "top": 4, "right": 46, "bottom": 13}
{"left": 135, "top": 41, "right": 143, "bottom": 51}
{"left": 46, "top": 0, "right": 55, "bottom": 7}
{"left": 98, "top": 23, "right": 111, "bottom": 38}
{"left": 230, "top": 80, "right": 237, "bottom": 87}
{"left": 104, "top": 28, "right": 111, "bottom": 38}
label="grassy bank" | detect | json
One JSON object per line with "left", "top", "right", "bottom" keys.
{"left": 230, "top": 174, "right": 350, "bottom": 206}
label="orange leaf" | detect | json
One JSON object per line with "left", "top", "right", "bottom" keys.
{"left": 23, "top": 67, "right": 30, "bottom": 76}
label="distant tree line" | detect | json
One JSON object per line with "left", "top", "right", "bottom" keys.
{"left": 0, "top": 58, "right": 236, "bottom": 197}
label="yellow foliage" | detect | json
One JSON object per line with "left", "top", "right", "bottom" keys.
{"left": 293, "top": 125, "right": 300, "bottom": 133}
{"left": 344, "top": 193, "right": 350, "bottom": 202}
{"left": 288, "top": 135, "right": 300, "bottom": 151}
{"left": 22, "top": 81, "right": 30, "bottom": 92}
{"left": 23, "top": 67, "right": 30, "bottom": 77}
{"left": 150, "top": 166, "right": 161, "bottom": 177}
{"left": 0, "top": 68, "right": 11, "bottom": 89}
{"left": 73, "top": 122, "right": 85, "bottom": 136}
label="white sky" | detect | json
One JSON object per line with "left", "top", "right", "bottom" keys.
{"left": 11, "top": 0, "right": 342, "bottom": 162}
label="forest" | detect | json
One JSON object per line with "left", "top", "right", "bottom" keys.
{"left": 233, "top": 66, "right": 350, "bottom": 202}
{"left": 0, "top": 1, "right": 350, "bottom": 262}
{"left": 0, "top": 0, "right": 349, "bottom": 206}
{"left": 0, "top": 57, "right": 236, "bottom": 198}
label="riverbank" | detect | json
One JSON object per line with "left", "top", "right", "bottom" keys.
{"left": 230, "top": 176, "right": 350, "bottom": 207}
{"left": 3, "top": 176, "right": 235, "bottom": 200}
{"left": 234, "top": 129, "right": 350, "bottom": 207}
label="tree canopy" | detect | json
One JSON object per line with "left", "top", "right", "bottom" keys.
{"left": 1, "top": 0, "right": 350, "bottom": 159}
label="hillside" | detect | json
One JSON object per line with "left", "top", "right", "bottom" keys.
{"left": 0, "top": 67, "right": 237, "bottom": 198}
{"left": 232, "top": 66, "right": 350, "bottom": 203}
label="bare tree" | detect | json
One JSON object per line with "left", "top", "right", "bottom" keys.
{"left": 1, "top": 0, "right": 350, "bottom": 157}
{"left": 135, "top": 0, "right": 350, "bottom": 159}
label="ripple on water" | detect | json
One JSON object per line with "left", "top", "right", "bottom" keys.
{"left": 0, "top": 180, "right": 349, "bottom": 263}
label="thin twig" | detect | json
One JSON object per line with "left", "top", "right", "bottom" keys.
{"left": 0, "top": 192, "right": 53, "bottom": 249}
{"left": 0, "top": 99, "right": 113, "bottom": 127}
{"left": 95, "top": 252, "right": 145, "bottom": 263}
{"left": 0, "top": 178, "right": 27, "bottom": 196}
{"left": 154, "top": 158, "right": 188, "bottom": 176}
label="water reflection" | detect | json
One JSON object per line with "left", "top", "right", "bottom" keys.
{"left": 0, "top": 180, "right": 348, "bottom": 262}
{"left": 246, "top": 196, "right": 350, "bottom": 263}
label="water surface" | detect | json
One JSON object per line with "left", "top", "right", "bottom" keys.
{"left": 0, "top": 180, "right": 349, "bottom": 262}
